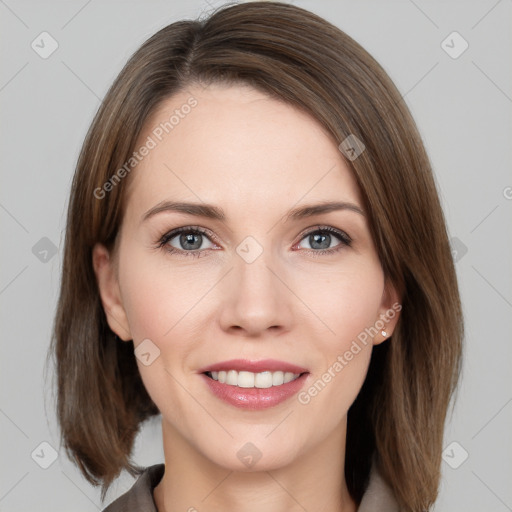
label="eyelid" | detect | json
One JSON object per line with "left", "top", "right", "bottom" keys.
{"left": 296, "top": 224, "right": 352, "bottom": 246}
{"left": 158, "top": 225, "right": 221, "bottom": 247}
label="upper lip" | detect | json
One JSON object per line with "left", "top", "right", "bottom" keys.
{"left": 198, "top": 359, "right": 309, "bottom": 374}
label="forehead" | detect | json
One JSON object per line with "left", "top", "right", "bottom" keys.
{"left": 125, "top": 83, "right": 363, "bottom": 219}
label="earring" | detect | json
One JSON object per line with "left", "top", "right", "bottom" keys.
{"left": 381, "top": 330, "right": 388, "bottom": 337}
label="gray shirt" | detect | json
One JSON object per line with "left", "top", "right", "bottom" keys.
{"left": 102, "top": 463, "right": 399, "bottom": 512}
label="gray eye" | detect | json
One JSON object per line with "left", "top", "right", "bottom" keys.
{"left": 298, "top": 231, "right": 341, "bottom": 251}
{"left": 168, "top": 231, "right": 214, "bottom": 251}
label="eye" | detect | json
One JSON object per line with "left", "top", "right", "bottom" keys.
{"left": 295, "top": 226, "right": 352, "bottom": 256}
{"left": 157, "top": 226, "right": 218, "bottom": 258}
{"left": 157, "top": 225, "right": 352, "bottom": 258}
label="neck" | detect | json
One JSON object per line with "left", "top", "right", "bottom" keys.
{"left": 153, "top": 418, "right": 357, "bottom": 512}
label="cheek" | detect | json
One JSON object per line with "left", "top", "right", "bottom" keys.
{"left": 118, "top": 243, "right": 210, "bottom": 342}
{"left": 296, "top": 258, "right": 384, "bottom": 341}
{"left": 294, "top": 262, "right": 383, "bottom": 408}
{"left": 117, "top": 245, "right": 203, "bottom": 423}
{"left": 117, "top": 245, "right": 215, "bottom": 410}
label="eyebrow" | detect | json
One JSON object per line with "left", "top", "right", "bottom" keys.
{"left": 141, "top": 200, "right": 365, "bottom": 223}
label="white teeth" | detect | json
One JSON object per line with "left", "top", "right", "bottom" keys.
{"left": 272, "top": 371, "right": 284, "bottom": 386}
{"left": 238, "top": 371, "right": 255, "bottom": 388}
{"left": 226, "top": 370, "right": 238, "bottom": 386}
{"left": 283, "top": 371, "right": 296, "bottom": 383}
{"left": 255, "top": 372, "right": 272, "bottom": 388}
{"left": 208, "top": 370, "right": 302, "bottom": 388}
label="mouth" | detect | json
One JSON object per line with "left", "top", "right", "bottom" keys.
{"left": 203, "top": 369, "right": 308, "bottom": 389}
{"left": 198, "top": 359, "right": 311, "bottom": 410}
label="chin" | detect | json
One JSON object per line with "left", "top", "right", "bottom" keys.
{"left": 200, "top": 437, "right": 301, "bottom": 473}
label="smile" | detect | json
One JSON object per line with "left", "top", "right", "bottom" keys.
{"left": 205, "top": 370, "right": 303, "bottom": 388}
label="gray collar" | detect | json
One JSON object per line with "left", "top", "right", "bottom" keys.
{"left": 358, "top": 462, "right": 400, "bottom": 512}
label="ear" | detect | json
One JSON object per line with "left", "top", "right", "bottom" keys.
{"left": 373, "top": 278, "right": 402, "bottom": 346}
{"left": 92, "top": 243, "right": 132, "bottom": 341}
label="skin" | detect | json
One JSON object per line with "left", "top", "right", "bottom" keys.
{"left": 93, "top": 83, "right": 400, "bottom": 512}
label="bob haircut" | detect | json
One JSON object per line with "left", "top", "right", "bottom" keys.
{"left": 49, "top": 2, "right": 463, "bottom": 510}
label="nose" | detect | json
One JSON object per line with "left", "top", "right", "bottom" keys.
{"left": 217, "top": 244, "right": 294, "bottom": 337}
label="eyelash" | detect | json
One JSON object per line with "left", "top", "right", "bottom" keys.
{"left": 156, "top": 225, "right": 352, "bottom": 259}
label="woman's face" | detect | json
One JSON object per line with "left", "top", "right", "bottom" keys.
{"left": 94, "top": 82, "right": 400, "bottom": 471}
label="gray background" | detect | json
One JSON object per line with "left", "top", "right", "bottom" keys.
{"left": 1, "top": 0, "right": 511, "bottom": 510}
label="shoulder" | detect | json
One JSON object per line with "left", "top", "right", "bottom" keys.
{"left": 101, "top": 464, "right": 165, "bottom": 512}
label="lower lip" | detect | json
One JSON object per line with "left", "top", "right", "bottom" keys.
{"left": 200, "top": 373, "right": 309, "bottom": 410}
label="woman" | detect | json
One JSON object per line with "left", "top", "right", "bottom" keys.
{"left": 50, "top": 2, "right": 463, "bottom": 511}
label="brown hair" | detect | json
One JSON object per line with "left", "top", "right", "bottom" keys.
{"left": 48, "top": 2, "right": 463, "bottom": 509}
